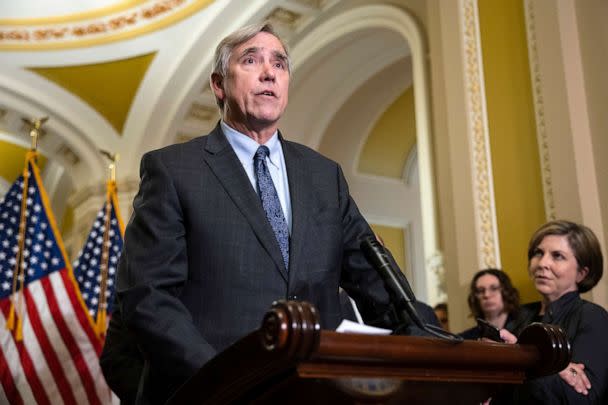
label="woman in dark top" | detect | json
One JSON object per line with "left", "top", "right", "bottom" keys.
{"left": 459, "top": 268, "right": 520, "bottom": 340}
{"left": 501, "top": 220, "right": 607, "bottom": 404}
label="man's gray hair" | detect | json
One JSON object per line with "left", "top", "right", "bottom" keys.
{"left": 210, "top": 22, "right": 291, "bottom": 111}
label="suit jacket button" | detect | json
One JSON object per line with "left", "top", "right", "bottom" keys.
{"left": 288, "top": 295, "right": 298, "bottom": 301}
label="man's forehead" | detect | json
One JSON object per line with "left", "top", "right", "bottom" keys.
{"left": 234, "top": 32, "right": 286, "bottom": 56}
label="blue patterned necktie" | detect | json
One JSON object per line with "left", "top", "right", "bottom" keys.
{"left": 254, "top": 145, "right": 289, "bottom": 270}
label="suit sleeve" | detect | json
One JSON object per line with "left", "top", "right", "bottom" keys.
{"left": 99, "top": 305, "right": 143, "bottom": 403}
{"left": 115, "top": 151, "right": 216, "bottom": 394}
{"left": 334, "top": 164, "right": 397, "bottom": 328}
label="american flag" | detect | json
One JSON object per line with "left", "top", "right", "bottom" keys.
{"left": 73, "top": 181, "right": 124, "bottom": 334}
{"left": 0, "top": 152, "right": 111, "bottom": 404}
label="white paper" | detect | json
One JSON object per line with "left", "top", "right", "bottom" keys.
{"left": 336, "top": 319, "right": 392, "bottom": 335}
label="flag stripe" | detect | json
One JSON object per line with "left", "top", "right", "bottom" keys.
{"left": 60, "top": 271, "right": 103, "bottom": 354}
{"left": 20, "top": 295, "right": 65, "bottom": 404}
{"left": 0, "top": 300, "right": 51, "bottom": 405}
{"left": 53, "top": 272, "right": 110, "bottom": 404}
{"left": 0, "top": 335, "right": 24, "bottom": 405}
{"left": 42, "top": 274, "right": 102, "bottom": 405}
{"left": 24, "top": 286, "right": 77, "bottom": 405}
{"left": 51, "top": 272, "right": 110, "bottom": 404}
{"left": 0, "top": 309, "right": 36, "bottom": 405}
{"left": 28, "top": 281, "right": 89, "bottom": 404}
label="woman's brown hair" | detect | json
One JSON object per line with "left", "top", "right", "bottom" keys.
{"left": 527, "top": 220, "right": 603, "bottom": 293}
{"left": 467, "top": 268, "right": 520, "bottom": 319}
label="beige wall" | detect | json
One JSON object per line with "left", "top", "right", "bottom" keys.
{"left": 575, "top": 0, "right": 608, "bottom": 304}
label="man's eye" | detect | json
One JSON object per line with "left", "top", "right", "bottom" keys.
{"left": 245, "top": 57, "right": 255, "bottom": 64}
{"left": 275, "top": 62, "right": 285, "bottom": 69}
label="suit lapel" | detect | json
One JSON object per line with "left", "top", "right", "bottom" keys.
{"left": 202, "top": 125, "right": 288, "bottom": 281}
{"left": 282, "top": 137, "right": 316, "bottom": 285}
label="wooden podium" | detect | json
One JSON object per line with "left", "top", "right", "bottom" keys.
{"left": 169, "top": 301, "right": 570, "bottom": 404}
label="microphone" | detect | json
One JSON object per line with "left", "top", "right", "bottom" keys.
{"left": 360, "top": 236, "right": 463, "bottom": 341}
{"left": 360, "top": 236, "right": 424, "bottom": 329}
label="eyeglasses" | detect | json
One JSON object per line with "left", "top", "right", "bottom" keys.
{"left": 474, "top": 285, "right": 502, "bottom": 296}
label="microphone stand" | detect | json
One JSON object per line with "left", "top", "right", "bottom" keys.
{"left": 361, "top": 236, "right": 462, "bottom": 342}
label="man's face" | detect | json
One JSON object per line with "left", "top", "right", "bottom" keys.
{"left": 212, "top": 32, "right": 289, "bottom": 134}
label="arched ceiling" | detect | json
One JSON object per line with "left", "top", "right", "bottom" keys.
{"left": 29, "top": 52, "right": 155, "bottom": 133}
{"left": 0, "top": 0, "right": 420, "bottom": 210}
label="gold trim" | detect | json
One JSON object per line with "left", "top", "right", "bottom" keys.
{"left": 461, "top": 0, "right": 499, "bottom": 268}
{"left": 0, "top": 0, "right": 214, "bottom": 50}
{"left": 0, "top": 0, "right": 148, "bottom": 25}
{"left": 110, "top": 182, "right": 126, "bottom": 237}
{"left": 524, "top": 0, "right": 556, "bottom": 221}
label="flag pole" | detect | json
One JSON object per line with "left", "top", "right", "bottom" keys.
{"left": 95, "top": 150, "right": 119, "bottom": 335}
{"left": 6, "top": 117, "right": 47, "bottom": 340}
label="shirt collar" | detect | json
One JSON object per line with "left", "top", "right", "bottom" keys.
{"left": 221, "top": 120, "right": 281, "bottom": 168}
{"left": 544, "top": 290, "right": 580, "bottom": 323}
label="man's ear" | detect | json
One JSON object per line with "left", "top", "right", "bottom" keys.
{"left": 210, "top": 73, "right": 225, "bottom": 101}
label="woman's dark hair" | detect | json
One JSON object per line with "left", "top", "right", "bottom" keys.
{"left": 527, "top": 220, "right": 603, "bottom": 293}
{"left": 467, "top": 268, "right": 520, "bottom": 319}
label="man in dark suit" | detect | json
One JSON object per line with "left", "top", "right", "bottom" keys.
{"left": 102, "top": 22, "right": 399, "bottom": 404}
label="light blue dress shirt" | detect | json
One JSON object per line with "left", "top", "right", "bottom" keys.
{"left": 221, "top": 121, "right": 292, "bottom": 233}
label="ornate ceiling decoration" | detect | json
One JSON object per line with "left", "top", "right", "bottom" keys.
{"left": 0, "top": 0, "right": 215, "bottom": 50}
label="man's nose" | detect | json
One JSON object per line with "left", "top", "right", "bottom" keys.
{"left": 260, "top": 62, "right": 275, "bottom": 81}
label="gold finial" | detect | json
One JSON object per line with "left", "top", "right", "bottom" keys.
{"left": 99, "top": 150, "right": 119, "bottom": 182}
{"left": 21, "top": 116, "right": 49, "bottom": 151}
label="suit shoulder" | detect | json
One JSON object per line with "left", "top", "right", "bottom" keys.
{"left": 143, "top": 136, "right": 208, "bottom": 163}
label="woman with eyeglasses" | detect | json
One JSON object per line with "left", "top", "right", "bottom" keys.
{"left": 459, "top": 268, "right": 520, "bottom": 340}
{"left": 500, "top": 220, "right": 608, "bottom": 404}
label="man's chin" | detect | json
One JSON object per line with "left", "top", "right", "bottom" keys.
{"left": 248, "top": 113, "right": 282, "bottom": 127}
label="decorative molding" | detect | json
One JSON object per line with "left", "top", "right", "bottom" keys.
{"left": 68, "top": 177, "right": 140, "bottom": 208}
{"left": 460, "top": 0, "right": 501, "bottom": 269}
{"left": 290, "top": 0, "right": 327, "bottom": 9}
{"left": 266, "top": 7, "right": 303, "bottom": 30}
{"left": 428, "top": 251, "right": 446, "bottom": 301}
{"left": 524, "top": 0, "right": 556, "bottom": 221}
{"left": 0, "top": 1, "right": 150, "bottom": 25}
{"left": 187, "top": 103, "right": 217, "bottom": 122}
{"left": 0, "top": 0, "right": 214, "bottom": 50}
{"left": 55, "top": 143, "right": 80, "bottom": 165}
